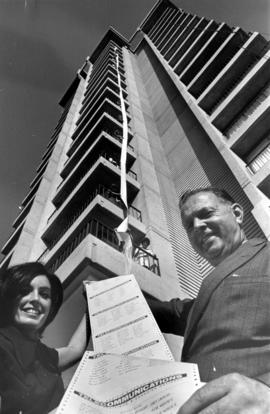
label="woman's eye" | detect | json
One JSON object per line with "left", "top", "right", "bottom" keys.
{"left": 40, "top": 291, "right": 51, "bottom": 299}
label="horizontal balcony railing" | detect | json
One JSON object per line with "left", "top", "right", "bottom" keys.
{"left": 108, "top": 130, "right": 134, "bottom": 151}
{"left": 46, "top": 219, "right": 119, "bottom": 273}
{"left": 98, "top": 151, "right": 137, "bottom": 180}
{"left": 92, "top": 44, "right": 124, "bottom": 73}
{"left": 13, "top": 197, "right": 34, "bottom": 228}
{"left": 84, "top": 67, "right": 126, "bottom": 104}
{"left": 180, "top": 23, "right": 231, "bottom": 86}
{"left": 209, "top": 58, "right": 261, "bottom": 115}
{"left": 36, "top": 155, "right": 50, "bottom": 175}
{"left": 45, "top": 184, "right": 142, "bottom": 249}
{"left": 21, "top": 180, "right": 40, "bottom": 207}
{"left": 67, "top": 112, "right": 133, "bottom": 161}
{"left": 62, "top": 130, "right": 134, "bottom": 180}
{"left": 31, "top": 163, "right": 46, "bottom": 188}
{"left": 247, "top": 142, "right": 270, "bottom": 174}
{"left": 174, "top": 20, "right": 218, "bottom": 75}
{"left": 86, "top": 63, "right": 124, "bottom": 98}
{"left": 225, "top": 82, "right": 270, "bottom": 139}
{"left": 133, "top": 245, "right": 160, "bottom": 276}
{"left": 88, "top": 55, "right": 124, "bottom": 90}
{"left": 148, "top": 7, "right": 170, "bottom": 39}
{"left": 48, "top": 155, "right": 137, "bottom": 221}
{"left": 43, "top": 219, "right": 160, "bottom": 276}
{"left": 81, "top": 77, "right": 128, "bottom": 120}
{"left": 93, "top": 51, "right": 124, "bottom": 77}
{"left": 1, "top": 220, "right": 24, "bottom": 255}
{"left": 56, "top": 151, "right": 137, "bottom": 199}
{"left": 78, "top": 87, "right": 129, "bottom": 131}
{"left": 73, "top": 98, "right": 130, "bottom": 144}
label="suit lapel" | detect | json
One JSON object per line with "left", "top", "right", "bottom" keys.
{"left": 183, "top": 239, "right": 266, "bottom": 351}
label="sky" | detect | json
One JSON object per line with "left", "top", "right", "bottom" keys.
{"left": 0, "top": 0, "right": 269, "bottom": 258}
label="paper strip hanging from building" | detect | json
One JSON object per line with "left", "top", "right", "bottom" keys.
{"left": 114, "top": 47, "right": 133, "bottom": 271}
{"left": 115, "top": 217, "right": 133, "bottom": 273}
{"left": 115, "top": 48, "right": 128, "bottom": 209}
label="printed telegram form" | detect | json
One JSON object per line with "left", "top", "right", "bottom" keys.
{"left": 56, "top": 351, "right": 201, "bottom": 414}
{"left": 56, "top": 275, "right": 202, "bottom": 413}
{"left": 84, "top": 275, "right": 174, "bottom": 360}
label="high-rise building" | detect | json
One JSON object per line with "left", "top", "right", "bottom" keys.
{"left": 1, "top": 0, "right": 270, "bottom": 365}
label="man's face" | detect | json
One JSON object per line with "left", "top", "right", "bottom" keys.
{"left": 181, "top": 192, "right": 244, "bottom": 266}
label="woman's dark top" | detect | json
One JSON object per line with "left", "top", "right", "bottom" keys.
{"left": 0, "top": 325, "right": 64, "bottom": 414}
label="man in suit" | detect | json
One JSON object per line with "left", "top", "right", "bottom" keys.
{"left": 149, "top": 187, "right": 270, "bottom": 413}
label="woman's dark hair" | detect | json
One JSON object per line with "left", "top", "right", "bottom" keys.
{"left": 0, "top": 262, "right": 63, "bottom": 331}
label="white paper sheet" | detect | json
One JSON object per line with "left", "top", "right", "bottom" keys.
{"left": 56, "top": 351, "right": 201, "bottom": 414}
{"left": 85, "top": 275, "right": 173, "bottom": 361}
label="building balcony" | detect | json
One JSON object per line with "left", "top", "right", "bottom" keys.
{"left": 30, "top": 163, "right": 46, "bottom": 188}
{"left": 85, "top": 62, "right": 125, "bottom": 100}
{"left": 168, "top": 17, "right": 209, "bottom": 69}
{"left": 148, "top": 6, "right": 171, "bottom": 41}
{"left": 68, "top": 112, "right": 133, "bottom": 159}
{"left": 91, "top": 43, "right": 124, "bottom": 70}
{"left": 57, "top": 141, "right": 136, "bottom": 207}
{"left": 0, "top": 250, "right": 13, "bottom": 270}
{"left": 73, "top": 96, "right": 130, "bottom": 144}
{"left": 21, "top": 179, "right": 40, "bottom": 207}
{"left": 156, "top": 9, "right": 183, "bottom": 50}
{"left": 180, "top": 23, "right": 231, "bottom": 86}
{"left": 41, "top": 143, "right": 55, "bottom": 162}
{"left": 163, "top": 14, "right": 199, "bottom": 62}
{"left": 226, "top": 84, "right": 270, "bottom": 156}
{"left": 62, "top": 130, "right": 135, "bottom": 181}
{"left": 45, "top": 133, "right": 58, "bottom": 153}
{"left": 210, "top": 51, "right": 270, "bottom": 132}
{"left": 247, "top": 141, "right": 270, "bottom": 174}
{"left": 36, "top": 154, "right": 50, "bottom": 175}
{"left": 187, "top": 27, "right": 248, "bottom": 99}
{"left": 151, "top": 7, "right": 178, "bottom": 44}
{"left": 13, "top": 197, "right": 34, "bottom": 229}
{"left": 78, "top": 85, "right": 129, "bottom": 131}
{"left": 173, "top": 20, "right": 218, "bottom": 75}
{"left": 41, "top": 219, "right": 160, "bottom": 277}
{"left": 52, "top": 152, "right": 139, "bottom": 208}
{"left": 80, "top": 77, "right": 128, "bottom": 121}
{"left": 133, "top": 244, "right": 160, "bottom": 275}
{"left": 43, "top": 184, "right": 145, "bottom": 250}
{"left": 1, "top": 219, "right": 24, "bottom": 255}
{"left": 197, "top": 33, "right": 267, "bottom": 113}
{"left": 246, "top": 140, "right": 270, "bottom": 197}
{"left": 89, "top": 53, "right": 124, "bottom": 87}
{"left": 84, "top": 66, "right": 126, "bottom": 105}
{"left": 92, "top": 42, "right": 124, "bottom": 72}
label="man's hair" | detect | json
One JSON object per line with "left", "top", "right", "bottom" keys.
{"left": 179, "top": 187, "right": 236, "bottom": 209}
{"left": 0, "top": 262, "right": 63, "bottom": 331}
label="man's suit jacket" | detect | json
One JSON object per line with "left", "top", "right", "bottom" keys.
{"left": 151, "top": 239, "right": 270, "bottom": 382}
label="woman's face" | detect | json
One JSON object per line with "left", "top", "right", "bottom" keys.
{"left": 14, "top": 275, "right": 52, "bottom": 334}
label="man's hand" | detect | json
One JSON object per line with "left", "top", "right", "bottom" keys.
{"left": 177, "top": 373, "right": 270, "bottom": 414}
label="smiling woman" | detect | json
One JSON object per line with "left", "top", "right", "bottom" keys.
{"left": 14, "top": 275, "right": 53, "bottom": 334}
{"left": 0, "top": 262, "right": 88, "bottom": 414}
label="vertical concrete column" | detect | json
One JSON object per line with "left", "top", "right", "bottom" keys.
{"left": 123, "top": 48, "right": 187, "bottom": 299}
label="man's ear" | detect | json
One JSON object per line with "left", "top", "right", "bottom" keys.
{"left": 231, "top": 203, "right": 244, "bottom": 225}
